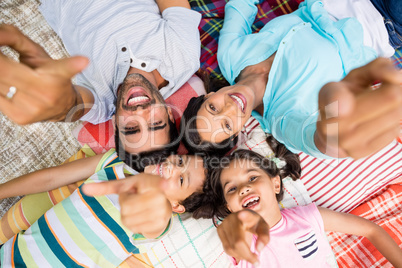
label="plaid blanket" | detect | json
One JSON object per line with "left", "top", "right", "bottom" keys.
{"left": 191, "top": 0, "right": 402, "bottom": 79}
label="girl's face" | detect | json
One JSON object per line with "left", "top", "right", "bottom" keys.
{"left": 196, "top": 84, "right": 256, "bottom": 143}
{"left": 144, "top": 155, "right": 205, "bottom": 211}
{"left": 220, "top": 158, "right": 281, "bottom": 221}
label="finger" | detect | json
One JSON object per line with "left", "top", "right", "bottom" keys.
{"left": 82, "top": 179, "right": 137, "bottom": 197}
{"left": 349, "top": 82, "right": 402, "bottom": 126}
{"left": 39, "top": 56, "right": 89, "bottom": 79}
{"left": 238, "top": 210, "right": 270, "bottom": 253}
{"left": 0, "top": 25, "right": 51, "bottom": 68}
{"left": 343, "top": 58, "right": 402, "bottom": 91}
{"left": 347, "top": 126, "right": 401, "bottom": 159}
{"left": 339, "top": 107, "right": 401, "bottom": 152}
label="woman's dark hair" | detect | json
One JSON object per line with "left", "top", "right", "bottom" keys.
{"left": 180, "top": 69, "right": 237, "bottom": 156}
{"left": 180, "top": 96, "right": 238, "bottom": 156}
{"left": 114, "top": 118, "right": 180, "bottom": 171}
{"left": 191, "top": 137, "right": 301, "bottom": 222}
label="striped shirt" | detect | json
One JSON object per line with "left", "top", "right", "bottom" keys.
{"left": 0, "top": 150, "right": 148, "bottom": 267}
{"left": 39, "top": 0, "right": 202, "bottom": 124}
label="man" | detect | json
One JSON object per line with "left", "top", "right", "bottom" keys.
{"left": 0, "top": 0, "right": 201, "bottom": 156}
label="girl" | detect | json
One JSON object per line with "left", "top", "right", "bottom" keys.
{"left": 181, "top": 0, "right": 402, "bottom": 159}
{"left": 0, "top": 149, "right": 208, "bottom": 266}
{"left": 197, "top": 147, "right": 402, "bottom": 267}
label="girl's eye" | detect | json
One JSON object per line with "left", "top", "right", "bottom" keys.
{"left": 249, "top": 176, "right": 257, "bottom": 182}
{"left": 180, "top": 176, "right": 184, "bottom": 186}
{"left": 152, "top": 121, "right": 162, "bottom": 126}
{"left": 209, "top": 104, "right": 217, "bottom": 112}
{"left": 227, "top": 186, "right": 236, "bottom": 193}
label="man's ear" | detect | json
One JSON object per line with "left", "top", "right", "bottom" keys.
{"left": 172, "top": 202, "right": 185, "bottom": 214}
{"left": 112, "top": 115, "right": 116, "bottom": 131}
{"left": 167, "top": 106, "right": 174, "bottom": 122}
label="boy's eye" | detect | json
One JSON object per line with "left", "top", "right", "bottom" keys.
{"left": 249, "top": 176, "right": 257, "bottom": 182}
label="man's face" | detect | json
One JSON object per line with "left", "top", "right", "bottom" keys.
{"left": 115, "top": 73, "right": 173, "bottom": 154}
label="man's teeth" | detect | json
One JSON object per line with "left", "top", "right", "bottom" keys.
{"left": 232, "top": 95, "right": 244, "bottom": 111}
{"left": 243, "top": 197, "right": 260, "bottom": 208}
{"left": 128, "top": 96, "right": 149, "bottom": 105}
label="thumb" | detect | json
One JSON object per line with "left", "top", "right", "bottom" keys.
{"left": 39, "top": 56, "right": 89, "bottom": 79}
{"left": 318, "top": 81, "right": 355, "bottom": 119}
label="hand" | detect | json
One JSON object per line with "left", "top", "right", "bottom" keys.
{"left": 316, "top": 58, "right": 402, "bottom": 159}
{"left": 82, "top": 173, "right": 172, "bottom": 239}
{"left": 217, "top": 210, "right": 270, "bottom": 265}
{"left": 0, "top": 24, "right": 89, "bottom": 124}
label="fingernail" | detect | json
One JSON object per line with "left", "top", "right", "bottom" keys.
{"left": 253, "top": 261, "right": 260, "bottom": 268}
{"left": 256, "top": 242, "right": 264, "bottom": 253}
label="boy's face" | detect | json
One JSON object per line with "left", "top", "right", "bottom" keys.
{"left": 220, "top": 159, "right": 281, "bottom": 221}
{"left": 144, "top": 155, "right": 205, "bottom": 211}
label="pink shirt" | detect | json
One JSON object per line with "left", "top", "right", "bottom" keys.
{"left": 234, "top": 203, "right": 337, "bottom": 267}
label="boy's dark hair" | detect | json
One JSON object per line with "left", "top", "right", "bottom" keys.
{"left": 180, "top": 69, "right": 237, "bottom": 157}
{"left": 191, "top": 136, "right": 301, "bottom": 222}
{"left": 114, "top": 118, "right": 180, "bottom": 172}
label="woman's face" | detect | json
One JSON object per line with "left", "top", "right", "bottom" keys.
{"left": 144, "top": 155, "right": 205, "bottom": 207}
{"left": 220, "top": 158, "right": 281, "bottom": 221}
{"left": 196, "top": 84, "right": 256, "bottom": 143}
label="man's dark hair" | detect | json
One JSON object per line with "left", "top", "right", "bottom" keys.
{"left": 115, "top": 118, "right": 180, "bottom": 171}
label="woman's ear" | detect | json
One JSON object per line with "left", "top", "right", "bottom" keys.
{"left": 272, "top": 175, "right": 281, "bottom": 194}
{"left": 172, "top": 202, "right": 185, "bottom": 214}
{"left": 167, "top": 106, "right": 175, "bottom": 122}
{"left": 205, "top": 92, "right": 215, "bottom": 98}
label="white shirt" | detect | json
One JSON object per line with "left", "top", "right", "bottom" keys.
{"left": 40, "top": 0, "right": 201, "bottom": 123}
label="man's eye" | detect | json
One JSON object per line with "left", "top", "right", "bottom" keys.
{"left": 180, "top": 176, "right": 184, "bottom": 186}
{"left": 225, "top": 122, "right": 232, "bottom": 131}
{"left": 152, "top": 121, "right": 162, "bottom": 126}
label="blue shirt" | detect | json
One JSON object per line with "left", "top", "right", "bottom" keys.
{"left": 218, "top": 0, "right": 376, "bottom": 158}
{"left": 40, "top": 0, "right": 201, "bottom": 123}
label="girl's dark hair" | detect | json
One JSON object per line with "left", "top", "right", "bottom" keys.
{"left": 191, "top": 136, "right": 301, "bottom": 222}
{"left": 114, "top": 118, "right": 180, "bottom": 172}
{"left": 181, "top": 69, "right": 237, "bottom": 156}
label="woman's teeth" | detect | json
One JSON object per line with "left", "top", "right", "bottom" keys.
{"left": 232, "top": 95, "right": 244, "bottom": 111}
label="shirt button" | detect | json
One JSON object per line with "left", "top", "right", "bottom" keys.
{"left": 122, "top": 47, "right": 127, "bottom": 52}
{"left": 282, "top": 41, "right": 285, "bottom": 44}
{"left": 130, "top": 58, "right": 133, "bottom": 63}
{"left": 141, "top": 62, "right": 146, "bottom": 68}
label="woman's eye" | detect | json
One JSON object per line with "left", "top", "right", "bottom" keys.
{"left": 180, "top": 176, "right": 184, "bottom": 186}
{"left": 209, "top": 104, "right": 217, "bottom": 112}
{"left": 178, "top": 156, "right": 184, "bottom": 166}
{"left": 152, "top": 121, "right": 162, "bottom": 126}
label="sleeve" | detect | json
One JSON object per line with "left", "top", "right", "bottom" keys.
{"left": 296, "top": 203, "right": 325, "bottom": 233}
{"left": 218, "top": 0, "right": 273, "bottom": 84}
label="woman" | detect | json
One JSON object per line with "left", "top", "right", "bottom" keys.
{"left": 181, "top": 0, "right": 402, "bottom": 159}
